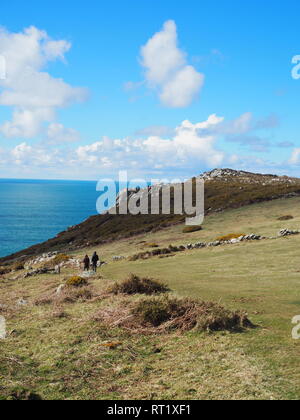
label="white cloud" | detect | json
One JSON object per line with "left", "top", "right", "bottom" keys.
{"left": 140, "top": 20, "right": 204, "bottom": 108}
{"left": 75, "top": 115, "right": 225, "bottom": 171}
{"left": 289, "top": 148, "right": 300, "bottom": 165}
{"left": 0, "top": 113, "right": 287, "bottom": 180}
{"left": 0, "top": 26, "right": 87, "bottom": 139}
{"left": 1, "top": 108, "right": 55, "bottom": 138}
{"left": 47, "top": 123, "right": 81, "bottom": 144}
{"left": 160, "top": 65, "right": 204, "bottom": 108}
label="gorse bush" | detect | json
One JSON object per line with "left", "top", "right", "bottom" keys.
{"left": 51, "top": 254, "right": 70, "bottom": 265}
{"left": 132, "top": 297, "right": 185, "bottom": 327}
{"left": 66, "top": 276, "right": 88, "bottom": 287}
{"left": 109, "top": 274, "right": 170, "bottom": 296}
{"left": 216, "top": 233, "right": 246, "bottom": 242}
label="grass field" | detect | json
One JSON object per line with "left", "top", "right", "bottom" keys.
{"left": 1, "top": 196, "right": 300, "bottom": 400}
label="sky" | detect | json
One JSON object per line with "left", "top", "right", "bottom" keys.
{"left": 0, "top": 0, "right": 300, "bottom": 181}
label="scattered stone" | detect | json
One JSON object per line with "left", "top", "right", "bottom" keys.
{"left": 17, "top": 298, "right": 28, "bottom": 306}
{"left": 207, "top": 241, "right": 221, "bottom": 247}
{"left": 56, "top": 284, "right": 66, "bottom": 295}
{"left": 278, "top": 229, "right": 300, "bottom": 237}
{"left": 23, "top": 268, "right": 55, "bottom": 278}
{"left": 113, "top": 256, "right": 125, "bottom": 262}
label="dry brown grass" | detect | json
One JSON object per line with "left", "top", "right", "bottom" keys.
{"left": 93, "top": 295, "right": 253, "bottom": 334}
{"left": 34, "top": 286, "right": 93, "bottom": 306}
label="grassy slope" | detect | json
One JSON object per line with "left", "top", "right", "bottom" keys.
{"left": 1, "top": 196, "right": 300, "bottom": 400}
{"left": 2, "top": 172, "right": 300, "bottom": 264}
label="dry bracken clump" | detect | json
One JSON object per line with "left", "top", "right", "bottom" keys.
{"left": 34, "top": 285, "right": 93, "bottom": 306}
{"left": 132, "top": 296, "right": 253, "bottom": 332}
{"left": 94, "top": 295, "right": 254, "bottom": 334}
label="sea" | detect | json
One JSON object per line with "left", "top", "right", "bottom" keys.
{"left": 0, "top": 179, "right": 100, "bottom": 258}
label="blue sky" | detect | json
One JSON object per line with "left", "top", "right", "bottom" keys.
{"left": 0, "top": 0, "right": 300, "bottom": 180}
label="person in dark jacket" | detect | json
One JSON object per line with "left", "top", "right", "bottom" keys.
{"left": 91, "top": 252, "right": 100, "bottom": 272}
{"left": 83, "top": 255, "right": 90, "bottom": 271}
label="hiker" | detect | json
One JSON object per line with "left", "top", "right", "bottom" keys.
{"left": 91, "top": 251, "right": 100, "bottom": 272}
{"left": 83, "top": 255, "right": 90, "bottom": 271}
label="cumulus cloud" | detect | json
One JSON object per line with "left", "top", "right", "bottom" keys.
{"left": 0, "top": 26, "right": 87, "bottom": 139}
{"left": 47, "top": 123, "right": 81, "bottom": 144}
{"left": 0, "top": 112, "right": 287, "bottom": 179}
{"left": 214, "top": 112, "right": 280, "bottom": 152}
{"left": 71, "top": 114, "right": 226, "bottom": 172}
{"left": 140, "top": 20, "right": 204, "bottom": 108}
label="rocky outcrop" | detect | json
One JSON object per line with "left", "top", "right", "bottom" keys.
{"left": 199, "top": 168, "right": 299, "bottom": 185}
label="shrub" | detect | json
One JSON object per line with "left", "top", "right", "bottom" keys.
{"left": 183, "top": 226, "right": 203, "bottom": 233}
{"left": 5, "top": 388, "right": 42, "bottom": 401}
{"left": 132, "top": 297, "right": 184, "bottom": 327}
{"left": 132, "top": 296, "right": 253, "bottom": 332}
{"left": 278, "top": 215, "right": 294, "bottom": 221}
{"left": 66, "top": 276, "right": 88, "bottom": 288}
{"left": 42, "top": 254, "right": 70, "bottom": 269}
{"left": 142, "top": 243, "right": 159, "bottom": 248}
{"left": 109, "top": 274, "right": 170, "bottom": 296}
{"left": 13, "top": 263, "right": 25, "bottom": 271}
{"left": 0, "top": 267, "right": 11, "bottom": 275}
{"left": 61, "top": 287, "right": 93, "bottom": 303}
{"left": 128, "top": 245, "right": 185, "bottom": 261}
{"left": 216, "top": 233, "right": 246, "bottom": 242}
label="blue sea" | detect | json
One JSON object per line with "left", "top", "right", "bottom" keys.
{"left": 0, "top": 179, "right": 100, "bottom": 258}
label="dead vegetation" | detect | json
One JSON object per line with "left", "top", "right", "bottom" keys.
{"left": 94, "top": 295, "right": 253, "bottom": 334}
{"left": 108, "top": 274, "right": 170, "bottom": 296}
{"left": 34, "top": 286, "right": 93, "bottom": 306}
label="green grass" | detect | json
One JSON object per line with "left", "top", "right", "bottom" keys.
{"left": 1, "top": 197, "right": 300, "bottom": 400}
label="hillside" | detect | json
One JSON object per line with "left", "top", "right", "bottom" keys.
{"left": 1, "top": 168, "right": 300, "bottom": 265}
{"left": 1, "top": 196, "right": 300, "bottom": 400}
